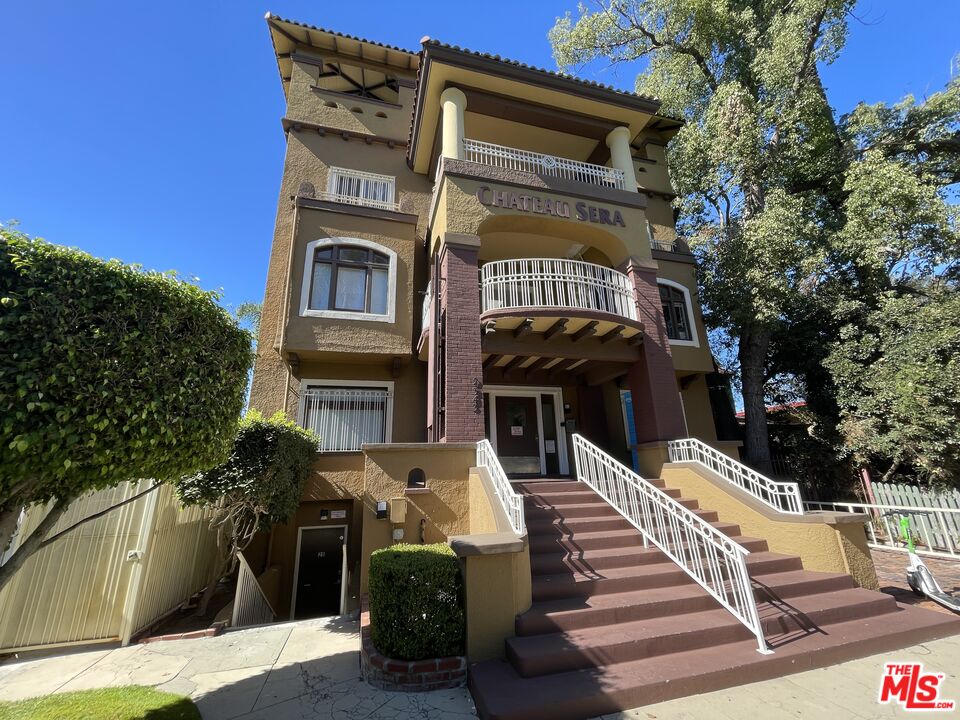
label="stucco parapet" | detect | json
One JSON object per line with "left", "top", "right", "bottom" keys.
{"left": 448, "top": 531, "right": 525, "bottom": 557}
{"left": 362, "top": 442, "right": 477, "bottom": 452}
{"left": 652, "top": 248, "right": 696, "bottom": 265}
{"left": 665, "top": 461, "right": 869, "bottom": 526}
{"left": 438, "top": 157, "right": 648, "bottom": 210}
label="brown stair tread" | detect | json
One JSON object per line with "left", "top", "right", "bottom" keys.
{"left": 471, "top": 605, "right": 960, "bottom": 720}
{"left": 507, "top": 587, "right": 899, "bottom": 677}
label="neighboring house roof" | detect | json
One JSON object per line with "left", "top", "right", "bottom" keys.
{"left": 735, "top": 401, "right": 807, "bottom": 419}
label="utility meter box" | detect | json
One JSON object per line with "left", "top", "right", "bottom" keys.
{"left": 389, "top": 497, "right": 407, "bottom": 524}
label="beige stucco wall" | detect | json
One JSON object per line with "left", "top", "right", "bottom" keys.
{"left": 461, "top": 548, "right": 532, "bottom": 662}
{"left": 680, "top": 374, "right": 718, "bottom": 441}
{"left": 359, "top": 445, "right": 477, "bottom": 590}
{"left": 662, "top": 463, "right": 879, "bottom": 589}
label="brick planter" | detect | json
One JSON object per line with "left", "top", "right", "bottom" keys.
{"left": 360, "top": 600, "right": 466, "bottom": 692}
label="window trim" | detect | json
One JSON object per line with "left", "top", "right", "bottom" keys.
{"left": 297, "top": 378, "right": 395, "bottom": 451}
{"left": 299, "top": 238, "right": 397, "bottom": 323}
{"left": 658, "top": 278, "right": 700, "bottom": 347}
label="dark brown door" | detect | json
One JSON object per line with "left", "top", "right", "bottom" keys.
{"left": 495, "top": 396, "right": 541, "bottom": 474}
{"left": 294, "top": 527, "right": 345, "bottom": 619}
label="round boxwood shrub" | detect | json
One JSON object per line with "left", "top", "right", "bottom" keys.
{"left": 368, "top": 543, "right": 465, "bottom": 661}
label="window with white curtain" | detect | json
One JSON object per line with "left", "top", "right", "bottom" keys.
{"left": 300, "top": 382, "right": 393, "bottom": 452}
{"left": 299, "top": 238, "right": 397, "bottom": 322}
{"left": 322, "top": 167, "right": 397, "bottom": 211}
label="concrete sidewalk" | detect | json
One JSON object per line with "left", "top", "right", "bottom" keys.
{"left": 0, "top": 616, "right": 957, "bottom": 718}
{"left": 0, "top": 616, "right": 476, "bottom": 719}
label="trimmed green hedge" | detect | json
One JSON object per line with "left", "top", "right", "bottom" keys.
{"left": 368, "top": 543, "right": 465, "bottom": 661}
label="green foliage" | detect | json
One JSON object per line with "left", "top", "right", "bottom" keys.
{"left": 0, "top": 686, "right": 200, "bottom": 720}
{"left": 368, "top": 543, "right": 465, "bottom": 661}
{"left": 550, "top": 3, "right": 960, "bottom": 484}
{"left": 826, "top": 287, "right": 960, "bottom": 485}
{"left": 0, "top": 229, "right": 252, "bottom": 506}
{"left": 177, "top": 411, "right": 317, "bottom": 536}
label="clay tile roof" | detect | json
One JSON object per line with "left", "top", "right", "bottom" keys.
{"left": 265, "top": 13, "right": 418, "bottom": 57}
{"left": 420, "top": 38, "right": 663, "bottom": 105}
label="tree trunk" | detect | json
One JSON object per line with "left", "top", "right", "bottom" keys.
{"left": 739, "top": 327, "right": 774, "bottom": 476}
{"left": 0, "top": 498, "right": 71, "bottom": 593}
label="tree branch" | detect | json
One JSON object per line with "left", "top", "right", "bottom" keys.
{"left": 0, "top": 497, "right": 71, "bottom": 591}
{"left": 38, "top": 483, "right": 161, "bottom": 551}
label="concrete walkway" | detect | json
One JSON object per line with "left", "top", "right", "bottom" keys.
{"left": 0, "top": 616, "right": 476, "bottom": 719}
{"left": 1, "top": 616, "right": 957, "bottom": 718}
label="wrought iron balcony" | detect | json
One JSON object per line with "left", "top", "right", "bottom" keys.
{"left": 480, "top": 258, "right": 638, "bottom": 322}
{"left": 463, "top": 139, "right": 626, "bottom": 191}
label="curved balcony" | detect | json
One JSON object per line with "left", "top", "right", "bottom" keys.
{"left": 481, "top": 259, "right": 637, "bottom": 321}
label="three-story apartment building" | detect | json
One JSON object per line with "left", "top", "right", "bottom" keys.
{"left": 250, "top": 14, "right": 736, "bottom": 620}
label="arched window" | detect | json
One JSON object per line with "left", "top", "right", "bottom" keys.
{"left": 300, "top": 238, "right": 396, "bottom": 322}
{"left": 658, "top": 280, "right": 698, "bottom": 345}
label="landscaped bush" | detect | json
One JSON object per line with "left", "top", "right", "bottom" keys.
{"left": 368, "top": 543, "right": 465, "bottom": 661}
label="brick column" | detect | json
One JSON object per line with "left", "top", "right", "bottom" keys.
{"left": 437, "top": 234, "right": 484, "bottom": 442}
{"left": 623, "top": 259, "right": 686, "bottom": 443}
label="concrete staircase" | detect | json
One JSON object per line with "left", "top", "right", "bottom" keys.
{"left": 468, "top": 477, "right": 960, "bottom": 720}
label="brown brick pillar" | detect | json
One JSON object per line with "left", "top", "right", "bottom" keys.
{"left": 623, "top": 259, "right": 686, "bottom": 443}
{"left": 437, "top": 234, "right": 484, "bottom": 442}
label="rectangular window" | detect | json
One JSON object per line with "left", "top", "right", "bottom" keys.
{"left": 323, "top": 167, "right": 397, "bottom": 211}
{"left": 301, "top": 385, "right": 392, "bottom": 452}
{"left": 659, "top": 284, "right": 693, "bottom": 342}
{"left": 309, "top": 244, "right": 391, "bottom": 315}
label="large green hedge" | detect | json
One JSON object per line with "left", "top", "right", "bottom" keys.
{"left": 0, "top": 229, "right": 252, "bottom": 506}
{"left": 368, "top": 543, "right": 465, "bottom": 661}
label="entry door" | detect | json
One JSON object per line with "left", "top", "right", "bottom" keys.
{"left": 495, "top": 396, "right": 541, "bottom": 475}
{"left": 294, "top": 527, "right": 345, "bottom": 619}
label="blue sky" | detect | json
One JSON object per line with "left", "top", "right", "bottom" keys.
{"left": 2, "top": 1, "right": 958, "bottom": 314}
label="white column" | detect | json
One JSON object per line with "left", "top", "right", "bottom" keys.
{"left": 440, "top": 87, "right": 467, "bottom": 160}
{"left": 605, "top": 126, "right": 639, "bottom": 192}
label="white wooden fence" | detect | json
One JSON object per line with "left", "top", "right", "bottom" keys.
{"left": 805, "top": 482, "right": 960, "bottom": 560}
{"left": 0, "top": 482, "right": 219, "bottom": 651}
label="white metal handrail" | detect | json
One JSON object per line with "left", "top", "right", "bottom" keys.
{"left": 232, "top": 552, "right": 275, "bottom": 628}
{"left": 573, "top": 434, "right": 770, "bottom": 654}
{"left": 805, "top": 500, "right": 960, "bottom": 560}
{"left": 668, "top": 438, "right": 804, "bottom": 515}
{"left": 463, "top": 138, "right": 626, "bottom": 190}
{"left": 322, "top": 166, "right": 399, "bottom": 212}
{"left": 301, "top": 388, "right": 391, "bottom": 452}
{"left": 476, "top": 440, "right": 525, "bottom": 535}
{"left": 481, "top": 258, "right": 638, "bottom": 322}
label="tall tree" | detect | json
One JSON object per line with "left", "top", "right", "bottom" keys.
{"left": 550, "top": 2, "right": 960, "bottom": 480}
{"left": 825, "top": 76, "right": 960, "bottom": 485}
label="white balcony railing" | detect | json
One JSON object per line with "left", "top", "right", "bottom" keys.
{"left": 667, "top": 438, "right": 804, "bottom": 515}
{"left": 481, "top": 258, "right": 638, "bottom": 322}
{"left": 573, "top": 435, "right": 770, "bottom": 654}
{"left": 477, "top": 440, "right": 525, "bottom": 535}
{"left": 301, "top": 388, "right": 391, "bottom": 452}
{"left": 463, "top": 138, "right": 626, "bottom": 191}
{"left": 320, "top": 166, "right": 399, "bottom": 212}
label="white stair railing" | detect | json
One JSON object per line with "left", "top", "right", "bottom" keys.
{"left": 668, "top": 438, "right": 804, "bottom": 515}
{"left": 573, "top": 434, "right": 770, "bottom": 654}
{"left": 231, "top": 552, "right": 275, "bottom": 628}
{"left": 476, "top": 440, "right": 525, "bottom": 535}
